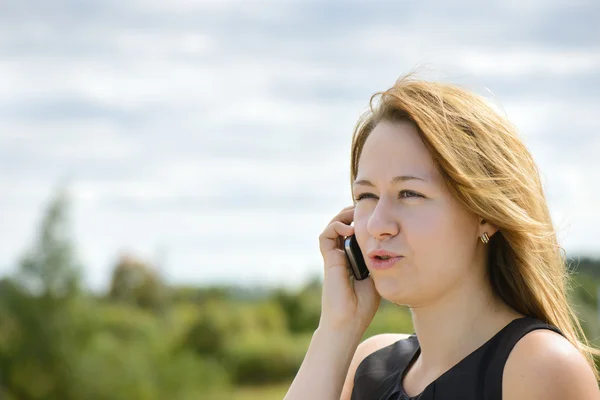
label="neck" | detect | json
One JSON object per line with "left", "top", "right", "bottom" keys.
{"left": 409, "top": 272, "right": 522, "bottom": 377}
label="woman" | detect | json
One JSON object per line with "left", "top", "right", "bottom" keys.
{"left": 283, "top": 76, "right": 600, "bottom": 399}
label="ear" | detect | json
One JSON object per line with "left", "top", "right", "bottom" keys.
{"left": 479, "top": 219, "right": 499, "bottom": 239}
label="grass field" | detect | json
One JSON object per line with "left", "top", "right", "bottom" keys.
{"left": 233, "top": 383, "right": 291, "bottom": 400}
{"left": 206, "top": 382, "right": 291, "bottom": 400}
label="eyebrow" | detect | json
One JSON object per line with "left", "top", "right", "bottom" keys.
{"left": 353, "top": 175, "right": 427, "bottom": 187}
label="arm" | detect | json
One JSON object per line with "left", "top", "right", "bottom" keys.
{"left": 283, "top": 326, "right": 363, "bottom": 400}
{"left": 503, "top": 330, "right": 600, "bottom": 399}
{"left": 282, "top": 206, "right": 381, "bottom": 399}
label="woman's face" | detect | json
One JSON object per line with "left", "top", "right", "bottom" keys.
{"left": 352, "top": 120, "right": 482, "bottom": 306}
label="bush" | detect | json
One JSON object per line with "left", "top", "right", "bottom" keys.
{"left": 272, "top": 288, "right": 321, "bottom": 334}
{"left": 222, "top": 332, "right": 311, "bottom": 385}
{"left": 70, "top": 330, "right": 230, "bottom": 400}
{"left": 185, "top": 300, "right": 287, "bottom": 358}
{"left": 159, "top": 352, "right": 230, "bottom": 399}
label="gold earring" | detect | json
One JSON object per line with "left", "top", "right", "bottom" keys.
{"left": 480, "top": 232, "right": 490, "bottom": 244}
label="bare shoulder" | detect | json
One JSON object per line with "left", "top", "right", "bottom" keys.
{"left": 340, "top": 333, "right": 411, "bottom": 400}
{"left": 503, "top": 329, "right": 600, "bottom": 399}
{"left": 356, "top": 333, "right": 412, "bottom": 356}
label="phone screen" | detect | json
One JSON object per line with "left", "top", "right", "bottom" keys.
{"left": 343, "top": 235, "right": 370, "bottom": 280}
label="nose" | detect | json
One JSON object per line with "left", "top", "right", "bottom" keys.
{"left": 366, "top": 197, "right": 399, "bottom": 240}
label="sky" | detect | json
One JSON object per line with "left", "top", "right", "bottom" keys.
{"left": 1, "top": 0, "right": 599, "bottom": 292}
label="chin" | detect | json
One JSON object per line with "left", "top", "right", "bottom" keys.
{"left": 372, "top": 274, "right": 412, "bottom": 304}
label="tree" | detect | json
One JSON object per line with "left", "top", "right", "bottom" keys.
{"left": 17, "top": 187, "right": 81, "bottom": 299}
{"left": 0, "top": 186, "right": 85, "bottom": 399}
{"left": 108, "top": 253, "right": 166, "bottom": 311}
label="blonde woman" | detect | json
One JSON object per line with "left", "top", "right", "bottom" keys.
{"left": 283, "top": 76, "right": 600, "bottom": 399}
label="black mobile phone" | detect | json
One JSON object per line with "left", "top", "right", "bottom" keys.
{"left": 343, "top": 235, "right": 370, "bottom": 280}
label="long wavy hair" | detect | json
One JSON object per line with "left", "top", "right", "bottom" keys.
{"left": 349, "top": 74, "right": 600, "bottom": 379}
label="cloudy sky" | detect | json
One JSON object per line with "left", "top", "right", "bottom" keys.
{"left": 1, "top": 0, "right": 599, "bottom": 292}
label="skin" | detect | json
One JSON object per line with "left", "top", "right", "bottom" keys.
{"left": 284, "top": 119, "right": 600, "bottom": 400}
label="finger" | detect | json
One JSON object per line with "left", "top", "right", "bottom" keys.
{"left": 329, "top": 205, "right": 354, "bottom": 220}
{"left": 319, "top": 222, "right": 355, "bottom": 256}
{"left": 320, "top": 221, "right": 355, "bottom": 242}
{"left": 328, "top": 207, "right": 355, "bottom": 225}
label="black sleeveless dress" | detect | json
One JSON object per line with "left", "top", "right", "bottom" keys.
{"left": 350, "top": 316, "right": 563, "bottom": 400}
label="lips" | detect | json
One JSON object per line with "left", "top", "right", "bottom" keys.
{"left": 367, "top": 249, "right": 403, "bottom": 259}
{"left": 366, "top": 249, "right": 404, "bottom": 270}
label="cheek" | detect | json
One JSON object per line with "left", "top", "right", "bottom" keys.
{"left": 404, "top": 211, "right": 438, "bottom": 236}
{"left": 401, "top": 207, "right": 448, "bottom": 246}
{"left": 353, "top": 207, "right": 371, "bottom": 249}
{"left": 403, "top": 209, "right": 465, "bottom": 276}
{"left": 408, "top": 207, "right": 476, "bottom": 280}
{"left": 414, "top": 205, "right": 476, "bottom": 255}
{"left": 353, "top": 207, "right": 369, "bottom": 226}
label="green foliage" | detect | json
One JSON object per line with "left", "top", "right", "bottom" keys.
{"left": 0, "top": 283, "right": 92, "bottom": 399}
{"left": 183, "top": 299, "right": 287, "bottom": 358}
{"left": 184, "top": 302, "right": 230, "bottom": 357}
{"left": 230, "top": 382, "right": 292, "bottom": 400}
{"left": 68, "top": 330, "right": 229, "bottom": 400}
{"left": 570, "top": 271, "right": 599, "bottom": 310}
{"left": 17, "top": 188, "right": 81, "bottom": 299}
{"left": 569, "top": 271, "right": 600, "bottom": 345}
{"left": 363, "top": 301, "right": 414, "bottom": 340}
{"left": 221, "top": 332, "right": 311, "bottom": 385}
{"left": 108, "top": 255, "right": 168, "bottom": 312}
{"left": 0, "top": 189, "right": 87, "bottom": 400}
{"left": 272, "top": 283, "right": 322, "bottom": 333}
{"left": 567, "top": 257, "right": 600, "bottom": 278}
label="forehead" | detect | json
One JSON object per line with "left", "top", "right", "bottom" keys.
{"left": 357, "top": 120, "right": 440, "bottom": 183}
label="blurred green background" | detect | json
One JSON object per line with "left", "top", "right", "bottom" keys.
{"left": 1, "top": 189, "right": 599, "bottom": 400}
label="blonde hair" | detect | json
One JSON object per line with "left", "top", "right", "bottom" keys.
{"left": 350, "top": 74, "right": 600, "bottom": 380}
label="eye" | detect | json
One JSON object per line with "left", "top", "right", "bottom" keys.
{"left": 399, "top": 190, "right": 423, "bottom": 199}
{"left": 354, "top": 190, "right": 424, "bottom": 202}
{"left": 354, "top": 192, "right": 376, "bottom": 201}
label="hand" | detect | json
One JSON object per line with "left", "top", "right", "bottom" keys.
{"left": 318, "top": 205, "right": 381, "bottom": 333}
